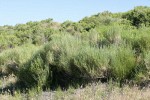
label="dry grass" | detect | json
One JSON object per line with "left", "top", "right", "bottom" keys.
{"left": 0, "top": 82, "right": 149, "bottom": 100}
{"left": 50, "top": 83, "right": 150, "bottom": 100}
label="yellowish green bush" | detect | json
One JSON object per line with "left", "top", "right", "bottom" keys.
{"left": 0, "top": 44, "right": 39, "bottom": 75}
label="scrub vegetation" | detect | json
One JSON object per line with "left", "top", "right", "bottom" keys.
{"left": 0, "top": 6, "right": 150, "bottom": 99}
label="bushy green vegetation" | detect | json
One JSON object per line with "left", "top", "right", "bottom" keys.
{"left": 0, "top": 44, "right": 39, "bottom": 75}
{"left": 0, "top": 6, "right": 150, "bottom": 94}
{"left": 122, "top": 6, "right": 150, "bottom": 27}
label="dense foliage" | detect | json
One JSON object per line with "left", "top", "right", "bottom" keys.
{"left": 122, "top": 6, "right": 150, "bottom": 27}
{"left": 0, "top": 6, "right": 150, "bottom": 91}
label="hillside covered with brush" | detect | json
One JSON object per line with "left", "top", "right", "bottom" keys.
{"left": 0, "top": 6, "right": 150, "bottom": 93}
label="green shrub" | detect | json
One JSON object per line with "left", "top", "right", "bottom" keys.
{"left": 109, "top": 46, "right": 136, "bottom": 81}
{"left": 122, "top": 27, "right": 150, "bottom": 54}
{"left": 122, "top": 6, "right": 150, "bottom": 27}
{"left": 0, "top": 44, "right": 39, "bottom": 74}
{"left": 0, "top": 34, "right": 20, "bottom": 52}
{"left": 18, "top": 52, "right": 50, "bottom": 88}
{"left": 17, "top": 34, "right": 83, "bottom": 89}
{"left": 71, "top": 46, "right": 110, "bottom": 78}
{"left": 16, "top": 34, "right": 144, "bottom": 88}
{"left": 103, "top": 25, "right": 121, "bottom": 45}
